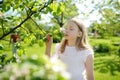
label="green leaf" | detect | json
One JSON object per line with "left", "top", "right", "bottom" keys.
{"left": 0, "top": 44, "right": 4, "bottom": 50}
{"left": 32, "top": 6, "right": 37, "bottom": 12}
{"left": 46, "top": 7, "right": 53, "bottom": 12}
{"left": 24, "top": 38, "right": 31, "bottom": 44}
{"left": 60, "top": 2, "right": 65, "bottom": 12}
{"left": 34, "top": 13, "right": 39, "bottom": 17}
{"left": 38, "top": 39, "right": 44, "bottom": 47}
{"left": 50, "top": 2, "right": 58, "bottom": 12}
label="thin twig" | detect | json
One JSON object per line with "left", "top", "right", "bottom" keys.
{"left": 0, "top": 0, "right": 53, "bottom": 40}
{"left": 20, "top": 26, "right": 29, "bottom": 34}
{"left": 30, "top": 17, "right": 46, "bottom": 34}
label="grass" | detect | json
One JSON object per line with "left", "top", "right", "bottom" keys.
{"left": 0, "top": 41, "right": 56, "bottom": 58}
{"left": 94, "top": 53, "right": 120, "bottom": 80}
{"left": 23, "top": 43, "right": 56, "bottom": 58}
{"left": 94, "top": 71, "right": 120, "bottom": 80}
{"left": 1, "top": 37, "right": 120, "bottom": 80}
{"left": 21, "top": 43, "right": 120, "bottom": 80}
{"left": 90, "top": 37, "right": 120, "bottom": 80}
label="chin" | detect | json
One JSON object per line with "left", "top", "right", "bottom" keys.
{"left": 64, "top": 37, "right": 70, "bottom": 40}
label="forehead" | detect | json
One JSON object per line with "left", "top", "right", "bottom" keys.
{"left": 63, "top": 21, "right": 78, "bottom": 28}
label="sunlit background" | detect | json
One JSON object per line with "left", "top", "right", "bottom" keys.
{"left": 0, "top": 0, "right": 120, "bottom": 80}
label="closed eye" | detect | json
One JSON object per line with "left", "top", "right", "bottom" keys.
{"left": 70, "top": 28, "right": 73, "bottom": 30}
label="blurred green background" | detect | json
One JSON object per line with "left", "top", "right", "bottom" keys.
{"left": 0, "top": 0, "right": 120, "bottom": 80}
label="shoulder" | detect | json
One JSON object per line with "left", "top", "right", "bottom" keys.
{"left": 84, "top": 44, "right": 94, "bottom": 54}
{"left": 81, "top": 47, "right": 94, "bottom": 62}
{"left": 85, "top": 48, "right": 94, "bottom": 54}
{"left": 79, "top": 47, "right": 94, "bottom": 57}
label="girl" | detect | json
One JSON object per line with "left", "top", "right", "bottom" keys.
{"left": 45, "top": 17, "right": 94, "bottom": 80}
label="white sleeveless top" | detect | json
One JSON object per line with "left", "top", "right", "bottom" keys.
{"left": 54, "top": 43, "right": 94, "bottom": 80}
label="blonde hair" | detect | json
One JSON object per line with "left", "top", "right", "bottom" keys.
{"left": 60, "top": 17, "right": 89, "bottom": 53}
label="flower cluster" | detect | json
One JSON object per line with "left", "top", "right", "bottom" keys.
{"left": 0, "top": 55, "right": 70, "bottom": 80}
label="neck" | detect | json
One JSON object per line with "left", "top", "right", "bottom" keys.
{"left": 67, "top": 39, "right": 76, "bottom": 46}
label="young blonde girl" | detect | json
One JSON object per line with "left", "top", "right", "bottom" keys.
{"left": 45, "top": 17, "right": 94, "bottom": 80}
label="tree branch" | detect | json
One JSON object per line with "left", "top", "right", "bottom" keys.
{"left": 30, "top": 17, "right": 46, "bottom": 34}
{"left": 54, "top": 16, "right": 64, "bottom": 27}
{"left": 20, "top": 26, "right": 29, "bottom": 34}
{"left": 0, "top": 15, "right": 31, "bottom": 40}
{"left": 0, "top": 0, "right": 53, "bottom": 40}
{"left": 22, "top": 0, "right": 37, "bottom": 17}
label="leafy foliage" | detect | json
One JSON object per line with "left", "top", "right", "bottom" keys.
{"left": 0, "top": 1, "right": 79, "bottom": 79}
{"left": 0, "top": 55, "right": 70, "bottom": 80}
{"left": 89, "top": 0, "right": 120, "bottom": 38}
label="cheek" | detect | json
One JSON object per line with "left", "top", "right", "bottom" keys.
{"left": 69, "top": 32, "right": 78, "bottom": 37}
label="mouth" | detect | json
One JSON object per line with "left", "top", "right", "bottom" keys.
{"left": 64, "top": 34, "right": 68, "bottom": 36}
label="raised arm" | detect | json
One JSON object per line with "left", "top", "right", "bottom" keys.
{"left": 45, "top": 34, "right": 53, "bottom": 57}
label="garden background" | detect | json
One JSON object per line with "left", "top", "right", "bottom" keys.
{"left": 0, "top": 0, "right": 120, "bottom": 80}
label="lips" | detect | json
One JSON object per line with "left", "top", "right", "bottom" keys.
{"left": 64, "top": 34, "right": 68, "bottom": 36}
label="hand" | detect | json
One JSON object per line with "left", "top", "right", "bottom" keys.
{"left": 45, "top": 34, "right": 53, "bottom": 48}
{"left": 45, "top": 34, "right": 53, "bottom": 57}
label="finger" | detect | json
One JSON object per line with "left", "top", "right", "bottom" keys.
{"left": 46, "top": 34, "right": 52, "bottom": 41}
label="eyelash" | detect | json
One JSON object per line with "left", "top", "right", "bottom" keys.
{"left": 70, "top": 29, "right": 73, "bottom": 30}
{"left": 64, "top": 28, "right": 73, "bottom": 31}
{"left": 63, "top": 27, "right": 74, "bottom": 31}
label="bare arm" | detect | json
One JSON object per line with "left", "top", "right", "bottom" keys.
{"left": 45, "top": 34, "right": 53, "bottom": 57}
{"left": 85, "top": 54, "right": 94, "bottom": 80}
{"left": 45, "top": 45, "right": 52, "bottom": 57}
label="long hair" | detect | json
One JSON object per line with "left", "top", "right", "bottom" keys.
{"left": 60, "top": 17, "right": 89, "bottom": 53}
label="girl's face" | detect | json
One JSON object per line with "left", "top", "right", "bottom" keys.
{"left": 63, "top": 21, "right": 81, "bottom": 40}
